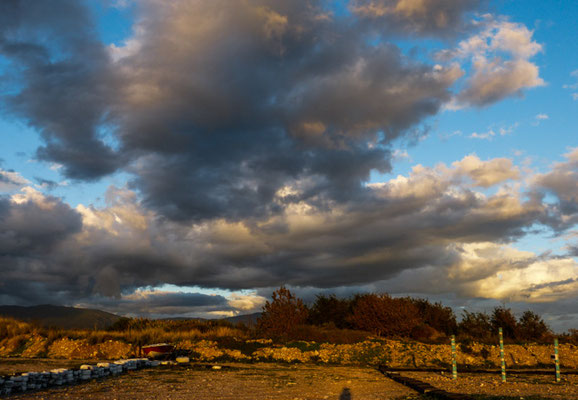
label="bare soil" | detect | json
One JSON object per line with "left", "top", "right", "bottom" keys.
{"left": 3, "top": 361, "right": 578, "bottom": 399}
{"left": 402, "top": 370, "right": 578, "bottom": 399}
{"left": 5, "top": 363, "right": 418, "bottom": 400}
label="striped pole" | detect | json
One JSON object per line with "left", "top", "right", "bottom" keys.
{"left": 554, "top": 338, "right": 560, "bottom": 383}
{"left": 499, "top": 327, "right": 506, "bottom": 383}
{"left": 451, "top": 335, "right": 457, "bottom": 380}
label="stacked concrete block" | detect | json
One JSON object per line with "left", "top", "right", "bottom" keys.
{"left": 0, "top": 356, "right": 161, "bottom": 395}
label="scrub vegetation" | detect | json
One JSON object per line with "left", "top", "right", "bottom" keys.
{"left": 0, "top": 287, "right": 576, "bottom": 362}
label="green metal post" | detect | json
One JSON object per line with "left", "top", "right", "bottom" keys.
{"left": 499, "top": 327, "right": 506, "bottom": 383}
{"left": 554, "top": 338, "right": 560, "bottom": 383}
{"left": 451, "top": 335, "right": 457, "bottom": 380}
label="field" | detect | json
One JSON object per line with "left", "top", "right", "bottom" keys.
{"left": 2, "top": 361, "right": 578, "bottom": 400}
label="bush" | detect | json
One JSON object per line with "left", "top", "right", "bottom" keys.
{"left": 288, "top": 324, "right": 370, "bottom": 344}
{"left": 257, "top": 287, "right": 308, "bottom": 340}
{"left": 517, "top": 311, "right": 551, "bottom": 342}
{"left": 410, "top": 324, "right": 446, "bottom": 343}
{"left": 410, "top": 298, "right": 457, "bottom": 336}
{"left": 491, "top": 306, "right": 519, "bottom": 341}
{"left": 458, "top": 310, "right": 493, "bottom": 341}
{"left": 348, "top": 293, "right": 421, "bottom": 337}
{"left": 308, "top": 294, "right": 353, "bottom": 329}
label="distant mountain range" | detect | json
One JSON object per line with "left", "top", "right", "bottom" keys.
{"left": 0, "top": 305, "right": 261, "bottom": 330}
{"left": 0, "top": 304, "right": 122, "bottom": 330}
{"left": 223, "top": 312, "right": 261, "bottom": 325}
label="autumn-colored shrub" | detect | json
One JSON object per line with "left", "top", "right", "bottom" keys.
{"left": 491, "top": 306, "right": 519, "bottom": 341}
{"left": 410, "top": 298, "right": 457, "bottom": 336}
{"left": 517, "top": 310, "right": 551, "bottom": 342}
{"left": 257, "top": 286, "right": 308, "bottom": 340}
{"left": 308, "top": 294, "right": 353, "bottom": 329}
{"left": 288, "top": 324, "right": 371, "bottom": 344}
{"left": 348, "top": 294, "right": 421, "bottom": 337}
{"left": 457, "top": 310, "right": 493, "bottom": 342}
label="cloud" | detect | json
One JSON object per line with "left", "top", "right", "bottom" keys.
{"left": 0, "top": 152, "right": 547, "bottom": 306}
{"left": 0, "top": 0, "right": 121, "bottom": 179}
{"left": 532, "top": 148, "right": 578, "bottom": 228}
{"left": 351, "top": 0, "right": 482, "bottom": 36}
{"left": 227, "top": 293, "right": 268, "bottom": 312}
{"left": 441, "top": 17, "right": 544, "bottom": 108}
{"left": 0, "top": 170, "right": 30, "bottom": 192}
{"left": 0, "top": 187, "right": 82, "bottom": 257}
{"left": 76, "top": 289, "right": 229, "bottom": 318}
{"left": 34, "top": 177, "right": 59, "bottom": 191}
{"left": 452, "top": 154, "right": 520, "bottom": 187}
{"left": 1, "top": 1, "right": 572, "bottom": 325}
{"left": 1, "top": 150, "right": 577, "bottom": 326}
{"left": 469, "top": 123, "right": 516, "bottom": 140}
{"left": 532, "top": 113, "right": 549, "bottom": 126}
{"left": 0, "top": 1, "right": 544, "bottom": 226}
{"left": 104, "top": 0, "right": 467, "bottom": 222}
{"left": 0, "top": 0, "right": 468, "bottom": 223}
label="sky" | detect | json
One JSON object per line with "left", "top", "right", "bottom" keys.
{"left": 0, "top": 0, "right": 577, "bottom": 332}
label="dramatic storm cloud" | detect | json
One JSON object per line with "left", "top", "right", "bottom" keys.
{"left": 0, "top": 0, "right": 121, "bottom": 179}
{"left": 0, "top": 0, "right": 576, "bottom": 327}
{"left": 2, "top": 155, "right": 576, "bottom": 314}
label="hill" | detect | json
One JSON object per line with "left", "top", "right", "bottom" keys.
{"left": 225, "top": 312, "right": 261, "bottom": 325}
{"left": 0, "top": 304, "right": 121, "bottom": 330}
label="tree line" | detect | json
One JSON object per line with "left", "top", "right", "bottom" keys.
{"left": 257, "top": 287, "right": 554, "bottom": 343}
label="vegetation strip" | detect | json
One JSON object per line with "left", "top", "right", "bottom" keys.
{"left": 378, "top": 365, "right": 474, "bottom": 400}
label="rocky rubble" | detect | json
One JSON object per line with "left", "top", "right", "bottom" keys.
{"left": 176, "top": 339, "right": 578, "bottom": 369}
{"left": 0, "top": 358, "right": 158, "bottom": 396}
{"left": 2, "top": 335, "right": 577, "bottom": 369}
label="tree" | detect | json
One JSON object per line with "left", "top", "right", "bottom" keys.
{"left": 491, "top": 306, "right": 519, "bottom": 340}
{"left": 518, "top": 311, "right": 551, "bottom": 342}
{"left": 458, "top": 310, "right": 493, "bottom": 340}
{"left": 308, "top": 294, "right": 353, "bottom": 329}
{"left": 411, "top": 298, "right": 458, "bottom": 336}
{"left": 257, "top": 287, "right": 308, "bottom": 340}
{"left": 348, "top": 293, "right": 421, "bottom": 337}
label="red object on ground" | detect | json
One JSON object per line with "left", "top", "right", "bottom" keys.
{"left": 142, "top": 343, "right": 175, "bottom": 359}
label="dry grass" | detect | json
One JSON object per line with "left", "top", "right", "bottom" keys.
{"left": 0, "top": 317, "right": 249, "bottom": 357}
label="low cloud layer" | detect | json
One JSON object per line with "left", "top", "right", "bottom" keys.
{"left": 1, "top": 153, "right": 576, "bottom": 322}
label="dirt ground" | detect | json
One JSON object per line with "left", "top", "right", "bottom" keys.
{"left": 4, "top": 363, "right": 418, "bottom": 400}
{"left": 3, "top": 361, "right": 578, "bottom": 399}
{"left": 403, "top": 370, "right": 578, "bottom": 399}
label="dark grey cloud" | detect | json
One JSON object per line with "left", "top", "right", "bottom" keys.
{"left": 0, "top": 192, "right": 82, "bottom": 256}
{"left": 532, "top": 149, "right": 578, "bottom": 231}
{"left": 112, "top": 0, "right": 466, "bottom": 221}
{"left": 0, "top": 0, "right": 121, "bottom": 180}
{"left": 0, "top": 192, "right": 83, "bottom": 306}
{"left": 351, "top": 0, "right": 482, "bottom": 37}
{"left": 5, "top": 163, "right": 540, "bottom": 300}
{"left": 81, "top": 291, "right": 229, "bottom": 318}
{"left": 1, "top": 1, "right": 570, "bottom": 327}
{"left": 1, "top": 0, "right": 474, "bottom": 222}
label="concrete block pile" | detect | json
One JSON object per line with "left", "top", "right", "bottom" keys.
{"left": 0, "top": 358, "right": 159, "bottom": 396}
